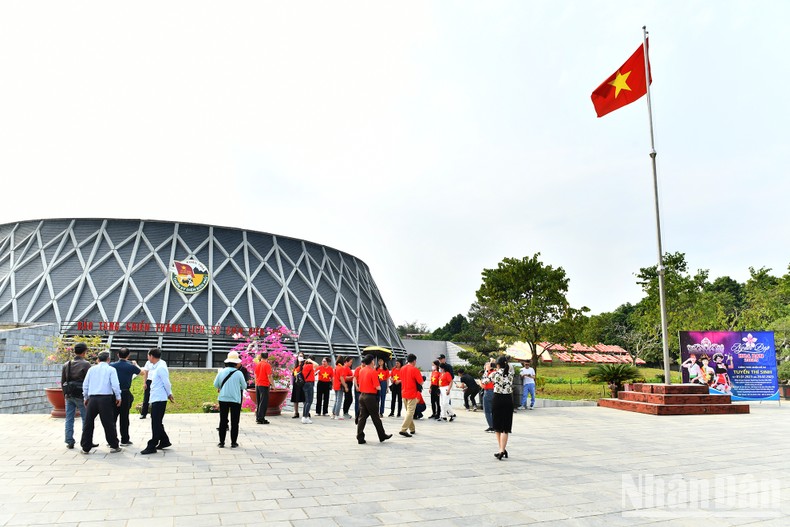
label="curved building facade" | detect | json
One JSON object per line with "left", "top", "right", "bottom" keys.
{"left": 0, "top": 219, "right": 405, "bottom": 366}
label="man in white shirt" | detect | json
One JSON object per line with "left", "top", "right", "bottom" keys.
{"left": 80, "top": 351, "right": 122, "bottom": 453}
{"left": 140, "top": 348, "right": 175, "bottom": 455}
{"left": 520, "top": 360, "right": 536, "bottom": 410}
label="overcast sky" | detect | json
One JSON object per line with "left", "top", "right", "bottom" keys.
{"left": 1, "top": 1, "right": 788, "bottom": 330}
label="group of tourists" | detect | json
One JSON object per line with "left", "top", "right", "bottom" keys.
{"left": 62, "top": 344, "right": 530, "bottom": 461}
{"left": 61, "top": 344, "right": 174, "bottom": 455}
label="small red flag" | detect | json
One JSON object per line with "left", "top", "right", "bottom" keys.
{"left": 591, "top": 41, "right": 651, "bottom": 118}
{"left": 174, "top": 261, "right": 194, "bottom": 277}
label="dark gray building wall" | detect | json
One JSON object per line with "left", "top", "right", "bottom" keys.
{"left": 0, "top": 219, "right": 405, "bottom": 366}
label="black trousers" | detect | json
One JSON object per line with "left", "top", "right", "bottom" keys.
{"left": 316, "top": 381, "right": 331, "bottom": 415}
{"left": 146, "top": 401, "right": 170, "bottom": 450}
{"left": 342, "top": 387, "right": 353, "bottom": 415}
{"left": 218, "top": 401, "right": 241, "bottom": 444}
{"left": 81, "top": 394, "right": 119, "bottom": 451}
{"left": 114, "top": 389, "right": 134, "bottom": 443}
{"left": 390, "top": 385, "right": 402, "bottom": 415}
{"left": 255, "top": 385, "right": 270, "bottom": 423}
{"left": 356, "top": 393, "right": 387, "bottom": 442}
{"left": 464, "top": 386, "right": 481, "bottom": 409}
{"left": 140, "top": 379, "right": 152, "bottom": 416}
{"left": 430, "top": 385, "right": 440, "bottom": 417}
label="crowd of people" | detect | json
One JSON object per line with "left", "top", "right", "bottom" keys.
{"left": 61, "top": 345, "right": 537, "bottom": 460}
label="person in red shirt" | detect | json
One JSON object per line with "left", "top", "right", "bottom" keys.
{"left": 254, "top": 352, "right": 273, "bottom": 425}
{"left": 429, "top": 360, "right": 441, "bottom": 420}
{"left": 356, "top": 354, "right": 392, "bottom": 444}
{"left": 300, "top": 355, "right": 317, "bottom": 424}
{"left": 315, "top": 357, "right": 333, "bottom": 417}
{"left": 438, "top": 362, "right": 455, "bottom": 422}
{"left": 340, "top": 357, "right": 354, "bottom": 419}
{"left": 376, "top": 358, "right": 390, "bottom": 418}
{"left": 397, "top": 354, "right": 425, "bottom": 437}
{"left": 353, "top": 363, "right": 363, "bottom": 423}
{"left": 481, "top": 359, "right": 496, "bottom": 432}
{"left": 388, "top": 359, "right": 403, "bottom": 418}
{"left": 331, "top": 356, "right": 347, "bottom": 419}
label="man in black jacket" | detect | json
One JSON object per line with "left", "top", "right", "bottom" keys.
{"left": 61, "top": 342, "right": 91, "bottom": 449}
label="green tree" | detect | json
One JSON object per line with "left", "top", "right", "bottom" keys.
{"left": 431, "top": 314, "right": 469, "bottom": 341}
{"left": 396, "top": 321, "right": 430, "bottom": 337}
{"left": 475, "top": 253, "right": 580, "bottom": 369}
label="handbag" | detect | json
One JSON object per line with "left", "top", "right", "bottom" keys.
{"left": 62, "top": 361, "right": 83, "bottom": 398}
{"left": 295, "top": 371, "right": 305, "bottom": 388}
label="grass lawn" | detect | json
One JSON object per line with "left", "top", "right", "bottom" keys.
{"left": 123, "top": 364, "right": 684, "bottom": 411}
{"left": 129, "top": 369, "right": 227, "bottom": 414}
{"left": 535, "top": 365, "right": 682, "bottom": 400}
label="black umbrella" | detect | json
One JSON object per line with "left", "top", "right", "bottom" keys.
{"left": 362, "top": 346, "right": 392, "bottom": 362}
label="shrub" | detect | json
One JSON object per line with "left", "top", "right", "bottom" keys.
{"left": 586, "top": 364, "right": 641, "bottom": 394}
{"left": 778, "top": 361, "right": 790, "bottom": 383}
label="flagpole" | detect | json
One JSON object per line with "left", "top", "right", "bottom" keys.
{"left": 642, "top": 26, "right": 672, "bottom": 384}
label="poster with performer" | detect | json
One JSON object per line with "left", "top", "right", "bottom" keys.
{"left": 679, "top": 331, "right": 779, "bottom": 401}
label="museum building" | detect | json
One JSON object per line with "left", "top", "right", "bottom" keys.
{"left": 0, "top": 219, "right": 405, "bottom": 366}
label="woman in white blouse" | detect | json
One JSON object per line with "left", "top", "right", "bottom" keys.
{"left": 487, "top": 355, "right": 514, "bottom": 460}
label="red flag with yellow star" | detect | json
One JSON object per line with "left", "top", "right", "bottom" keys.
{"left": 591, "top": 41, "right": 651, "bottom": 117}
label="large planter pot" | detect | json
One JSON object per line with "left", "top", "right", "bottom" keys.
{"left": 247, "top": 387, "right": 290, "bottom": 416}
{"left": 781, "top": 384, "right": 790, "bottom": 400}
{"left": 44, "top": 387, "right": 67, "bottom": 418}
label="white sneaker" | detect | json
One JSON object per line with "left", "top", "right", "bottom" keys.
{"left": 305, "top": 417, "right": 313, "bottom": 424}
{"left": 301, "top": 417, "right": 307, "bottom": 424}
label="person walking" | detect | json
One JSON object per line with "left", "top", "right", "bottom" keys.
{"left": 438, "top": 363, "right": 455, "bottom": 422}
{"left": 388, "top": 359, "right": 403, "bottom": 418}
{"left": 213, "top": 351, "right": 248, "bottom": 448}
{"left": 254, "top": 352, "right": 272, "bottom": 424}
{"left": 140, "top": 348, "right": 174, "bottom": 455}
{"left": 61, "top": 342, "right": 91, "bottom": 449}
{"left": 110, "top": 347, "right": 141, "bottom": 446}
{"left": 398, "top": 354, "right": 424, "bottom": 437}
{"left": 138, "top": 357, "right": 155, "bottom": 419}
{"left": 315, "top": 357, "right": 333, "bottom": 416}
{"left": 80, "top": 351, "right": 122, "bottom": 454}
{"left": 355, "top": 354, "right": 392, "bottom": 444}
{"left": 520, "top": 359, "right": 536, "bottom": 410}
{"left": 489, "top": 355, "right": 515, "bottom": 460}
{"left": 481, "top": 360, "right": 496, "bottom": 432}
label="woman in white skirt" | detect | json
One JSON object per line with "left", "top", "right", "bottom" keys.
{"left": 438, "top": 362, "right": 455, "bottom": 421}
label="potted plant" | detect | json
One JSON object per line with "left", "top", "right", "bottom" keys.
{"left": 231, "top": 326, "right": 298, "bottom": 416}
{"left": 22, "top": 335, "right": 106, "bottom": 417}
{"left": 586, "top": 364, "right": 641, "bottom": 398}
{"left": 778, "top": 361, "right": 790, "bottom": 400}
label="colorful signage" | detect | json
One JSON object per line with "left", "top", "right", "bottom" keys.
{"left": 679, "top": 331, "right": 779, "bottom": 401}
{"left": 170, "top": 257, "right": 209, "bottom": 294}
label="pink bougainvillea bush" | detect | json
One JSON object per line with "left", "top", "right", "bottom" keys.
{"left": 231, "top": 326, "right": 298, "bottom": 411}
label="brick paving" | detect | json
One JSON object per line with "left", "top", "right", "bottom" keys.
{"left": 1, "top": 402, "right": 788, "bottom": 526}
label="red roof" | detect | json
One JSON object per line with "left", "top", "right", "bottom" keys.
{"left": 540, "top": 341, "right": 567, "bottom": 351}
{"left": 571, "top": 343, "right": 598, "bottom": 353}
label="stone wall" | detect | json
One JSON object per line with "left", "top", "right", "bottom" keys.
{"left": 0, "top": 324, "right": 61, "bottom": 414}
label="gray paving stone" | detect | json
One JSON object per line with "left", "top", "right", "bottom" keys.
{"left": 1, "top": 403, "right": 788, "bottom": 526}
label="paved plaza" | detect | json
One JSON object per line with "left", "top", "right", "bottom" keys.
{"left": 1, "top": 401, "right": 788, "bottom": 527}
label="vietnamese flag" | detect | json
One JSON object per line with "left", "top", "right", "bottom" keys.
{"left": 591, "top": 41, "right": 651, "bottom": 117}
